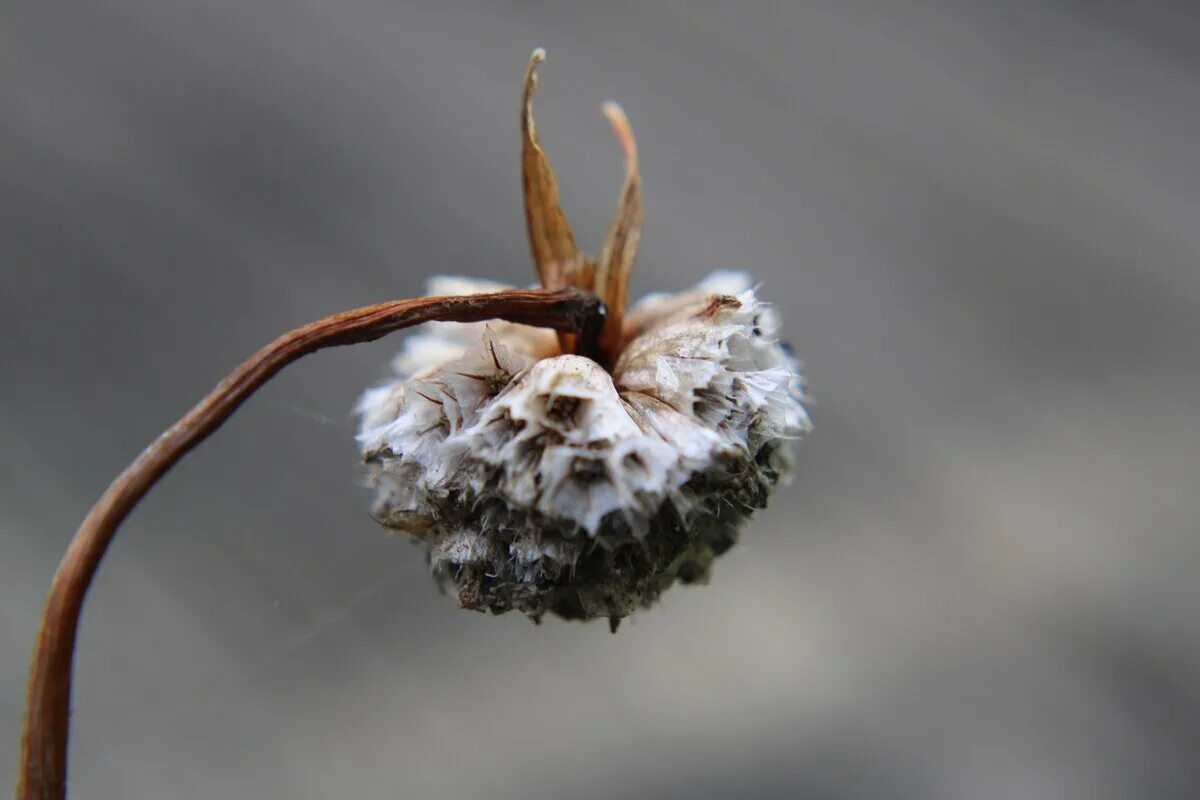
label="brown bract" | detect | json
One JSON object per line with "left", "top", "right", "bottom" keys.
{"left": 520, "top": 49, "right": 643, "bottom": 366}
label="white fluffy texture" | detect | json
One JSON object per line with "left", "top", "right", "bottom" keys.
{"left": 357, "top": 271, "right": 811, "bottom": 537}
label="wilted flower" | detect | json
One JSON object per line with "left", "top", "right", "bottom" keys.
{"left": 357, "top": 50, "right": 811, "bottom": 626}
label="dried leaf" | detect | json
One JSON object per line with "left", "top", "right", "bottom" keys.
{"left": 521, "top": 49, "right": 579, "bottom": 291}
{"left": 595, "top": 101, "right": 643, "bottom": 364}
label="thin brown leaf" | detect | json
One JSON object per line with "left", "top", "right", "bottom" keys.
{"left": 521, "top": 49, "right": 578, "bottom": 291}
{"left": 595, "top": 101, "right": 643, "bottom": 364}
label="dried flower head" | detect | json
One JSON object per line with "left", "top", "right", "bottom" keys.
{"left": 357, "top": 50, "right": 811, "bottom": 626}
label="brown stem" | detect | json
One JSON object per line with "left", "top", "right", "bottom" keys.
{"left": 15, "top": 287, "right": 604, "bottom": 800}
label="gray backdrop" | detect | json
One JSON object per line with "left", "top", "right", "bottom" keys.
{"left": 4, "top": 2, "right": 1200, "bottom": 798}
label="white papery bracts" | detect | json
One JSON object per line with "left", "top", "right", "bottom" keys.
{"left": 356, "top": 52, "right": 811, "bottom": 625}
{"left": 358, "top": 273, "right": 810, "bottom": 622}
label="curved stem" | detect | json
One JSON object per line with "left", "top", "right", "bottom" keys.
{"left": 16, "top": 287, "right": 604, "bottom": 800}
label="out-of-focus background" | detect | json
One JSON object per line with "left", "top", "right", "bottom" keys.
{"left": 3, "top": 2, "right": 1199, "bottom": 798}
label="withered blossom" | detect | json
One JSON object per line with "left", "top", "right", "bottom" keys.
{"left": 357, "top": 50, "right": 811, "bottom": 626}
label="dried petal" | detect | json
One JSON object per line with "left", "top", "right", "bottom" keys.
{"left": 521, "top": 49, "right": 578, "bottom": 291}
{"left": 594, "top": 102, "right": 643, "bottom": 364}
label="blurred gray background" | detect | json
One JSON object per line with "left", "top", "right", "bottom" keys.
{"left": 3, "top": 2, "right": 1199, "bottom": 798}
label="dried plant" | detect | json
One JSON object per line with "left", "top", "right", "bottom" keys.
{"left": 15, "top": 49, "right": 810, "bottom": 799}
{"left": 358, "top": 50, "right": 811, "bottom": 626}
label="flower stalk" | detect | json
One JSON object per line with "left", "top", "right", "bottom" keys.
{"left": 15, "top": 287, "right": 604, "bottom": 800}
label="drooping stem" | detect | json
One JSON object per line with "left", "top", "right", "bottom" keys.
{"left": 15, "top": 287, "right": 604, "bottom": 800}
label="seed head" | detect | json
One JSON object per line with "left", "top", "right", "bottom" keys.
{"left": 357, "top": 51, "right": 811, "bottom": 625}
